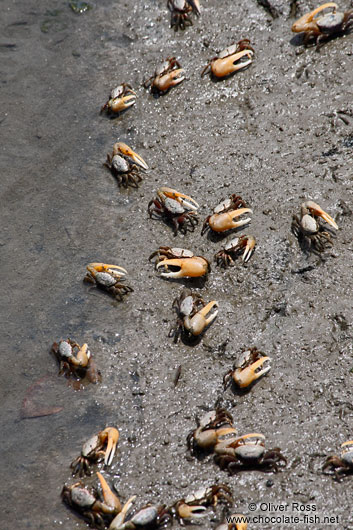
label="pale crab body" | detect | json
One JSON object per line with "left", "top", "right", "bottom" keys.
{"left": 105, "top": 143, "right": 147, "bottom": 189}
{"left": 85, "top": 263, "right": 133, "bottom": 300}
{"left": 52, "top": 339, "right": 91, "bottom": 379}
{"left": 71, "top": 428, "right": 120, "bottom": 476}
{"left": 323, "top": 440, "right": 353, "bottom": 479}
{"left": 202, "top": 40, "right": 254, "bottom": 78}
{"left": 292, "top": 200, "right": 338, "bottom": 253}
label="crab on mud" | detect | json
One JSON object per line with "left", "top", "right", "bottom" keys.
{"left": 215, "top": 235, "right": 256, "bottom": 267}
{"left": 168, "top": 0, "right": 201, "bottom": 31}
{"left": 51, "top": 338, "right": 100, "bottom": 383}
{"left": 109, "top": 504, "right": 171, "bottom": 529}
{"left": 201, "top": 195, "right": 252, "bottom": 236}
{"left": 71, "top": 427, "right": 120, "bottom": 477}
{"left": 223, "top": 347, "right": 271, "bottom": 389}
{"left": 291, "top": 3, "right": 353, "bottom": 47}
{"left": 291, "top": 200, "right": 338, "bottom": 253}
{"left": 214, "top": 433, "right": 287, "bottom": 474}
{"left": 104, "top": 142, "right": 148, "bottom": 189}
{"left": 100, "top": 84, "right": 136, "bottom": 114}
{"left": 169, "top": 288, "right": 218, "bottom": 342}
{"left": 148, "top": 187, "right": 199, "bottom": 236}
{"left": 171, "top": 484, "right": 232, "bottom": 524}
{"left": 187, "top": 408, "right": 237, "bottom": 455}
{"left": 149, "top": 247, "right": 210, "bottom": 279}
{"left": 201, "top": 40, "right": 254, "bottom": 78}
{"left": 62, "top": 472, "right": 134, "bottom": 529}
{"left": 84, "top": 263, "right": 133, "bottom": 300}
{"left": 144, "top": 57, "right": 185, "bottom": 94}
{"left": 323, "top": 440, "right": 353, "bottom": 480}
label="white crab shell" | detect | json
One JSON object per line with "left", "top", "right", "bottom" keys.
{"left": 71, "top": 487, "right": 96, "bottom": 508}
{"left": 317, "top": 12, "right": 345, "bottom": 33}
{"left": 214, "top": 198, "right": 232, "bottom": 214}
{"left": 112, "top": 155, "right": 129, "bottom": 173}
{"left": 58, "top": 340, "right": 73, "bottom": 358}
{"left": 94, "top": 272, "right": 118, "bottom": 288}
{"left": 82, "top": 434, "right": 99, "bottom": 457}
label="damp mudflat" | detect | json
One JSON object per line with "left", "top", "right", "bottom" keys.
{"left": 0, "top": 0, "right": 352, "bottom": 528}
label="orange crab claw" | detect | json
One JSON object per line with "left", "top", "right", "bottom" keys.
{"left": 211, "top": 49, "right": 254, "bottom": 78}
{"left": 302, "top": 201, "right": 338, "bottom": 230}
{"left": 177, "top": 503, "right": 208, "bottom": 520}
{"left": 156, "top": 256, "right": 209, "bottom": 278}
{"left": 96, "top": 472, "right": 122, "bottom": 514}
{"left": 209, "top": 208, "right": 252, "bottom": 233}
{"left": 292, "top": 2, "right": 338, "bottom": 32}
{"left": 241, "top": 235, "right": 256, "bottom": 262}
{"left": 158, "top": 187, "right": 199, "bottom": 210}
{"left": 153, "top": 68, "right": 185, "bottom": 92}
{"left": 69, "top": 343, "right": 90, "bottom": 367}
{"left": 109, "top": 496, "right": 137, "bottom": 530}
{"left": 113, "top": 142, "right": 148, "bottom": 170}
{"left": 109, "top": 94, "right": 136, "bottom": 113}
{"left": 87, "top": 263, "right": 128, "bottom": 276}
{"left": 184, "top": 300, "right": 219, "bottom": 335}
{"left": 233, "top": 356, "right": 271, "bottom": 388}
{"left": 98, "top": 427, "right": 120, "bottom": 466}
{"left": 235, "top": 433, "right": 266, "bottom": 445}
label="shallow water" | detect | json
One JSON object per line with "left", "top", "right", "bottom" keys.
{"left": 1, "top": 0, "right": 353, "bottom": 528}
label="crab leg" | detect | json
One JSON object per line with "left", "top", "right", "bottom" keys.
{"left": 302, "top": 201, "right": 338, "bottom": 229}
{"left": 99, "top": 427, "right": 120, "bottom": 466}
{"left": 234, "top": 356, "right": 271, "bottom": 388}
{"left": 113, "top": 142, "right": 148, "bottom": 170}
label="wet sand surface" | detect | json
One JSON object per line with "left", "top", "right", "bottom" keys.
{"left": 1, "top": 0, "right": 353, "bottom": 528}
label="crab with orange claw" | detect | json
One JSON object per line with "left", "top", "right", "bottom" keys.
{"left": 291, "top": 200, "right": 338, "bottom": 253}
{"left": 223, "top": 347, "right": 271, "bottom": 389}
{"left": 171, "top": 484, "right": 232, "bottom": 524}
{"left": 187, "top": 408, "right": 237, "bottom": 455}
{"left": 148, "top": 187, "right": 199, "bottom": 236}
{"left": 216, "top": 515, "right": 248, "bottom": 530}
{"left": 149, "top": 247, "right": 210, "bottom": 279}
{"left": 62, "top": 472, "right": 134, "bottom": 529}
{"left": 291, "top": 3, "right": 353, "bottom": 47}
{"left": 214, "top": 433, "right": 287, "bottom": 475}
{"left": 71, "top": 427, "right": 120, "bottom": 477}
{"left": 100, "top": 84, "right": 136, "bottom": 115}
{"left": 169, "top": 288, "right": 218, "bottom": 343}
{"left": 201, "top": 195, "right": 252, "bottom": 236}
{"left": 201, "top": 40, "right": 254, "bottom": 78}
{"left": 109, "top": 504, "right": 171, "bottom": 529}
{"left": 105, "top": 142, "right": 148, "bottom": 189}
{"left": 84, "top": 263, "right": 133, "bottom": 300}
{"left": 144, "top": 57, "right": 185, "bottom": 94}
{"left": 51, "top": 339, "right": 97, "bottom": 381}
{"left": 168, "top": 0, "right": 201, "bottom": 31}
{"left": 323, "top": 440, "right": 353, "bottom": 480}
{"left": 215, "top": 235, "right": 256, "bottom": 267}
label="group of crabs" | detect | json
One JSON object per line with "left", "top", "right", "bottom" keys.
{"left": 58, "top": 1, "right": 353, "bottom": 529}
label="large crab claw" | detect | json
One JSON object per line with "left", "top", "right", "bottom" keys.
{"left": 184, "top": 300, "right": 219, "bottom": 336}
{"left": 212, "top": 49, "right": 254, "bottom": 78}
{"left": 158, "top": 187, "right": 199, "bottom": 210}
{"left": 156, "top": 256, "right": 209, "bottom": 278}
{"left": 206, "top": 208, "right": 252, "bottom": 233}
{"left": 176, "top": 502, "right": 208, "bottom": 520}
{"left": 292, "top": 3, "right": 338, "bottom": 33}
{"left": 189, "top": 0, "right": 201, "bottom": 16}
{"left": 113, "top": 142, "right": 148, "bottom": 170}
{"left": 154, "top": 68, "right": 185, "bottom": 92}
{"left": 301, "top": 200, "right": 338, "bottom": 230}
{"left": 98, "top": 427, "right": 120, "bottom": 466}
{"left": 109, "top": 496, "right": 137, "bottom": 530}
{"left": 234, "top": 235, "right": 256, "bottom": 263}
{"left": 232, "top": 356, "right": 271, "bottom": 388}
{"left": 69, "top": 343, "right": 91, "bottom": 367}
{"left": 87, "top": 263, "right": 128, "bottom": 276}
{"left": 109, "top": 94, "right": 136, "bottom": 113}
{"left": 97, "top": 472, "right": 122, "bottom": 514}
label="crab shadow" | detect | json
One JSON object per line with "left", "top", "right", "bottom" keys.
{"left": 157, "top": 275, "right": 208, "bottom": 289}
{"left": 290, "top": 29, "right": 353, "bottom": 50}
{"left": 204, "top": 225, "right": 250, "bottom": 245}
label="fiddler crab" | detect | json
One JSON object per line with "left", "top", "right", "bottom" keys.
{"left": 291, "top": 3, "right": 353, "bottom": 47}
{"left": 201, "top": 40, "right": 254, "bottom": 78}
{"left": 104, "top": 142, "right": 148, "bottom": 189}
{"left": 291, "top": 200, "right": 338, "bottom": 253}
{"left": 187, "top": 408, "right": 237, "bottom": 455}
{"left": 51, "top": 338, "right": 100, "bottom": 382}
{"left": 110, "top": 504, "right": 171, "bottom": 529}
{"left": 169, "top": 288, "right": 218, "bottom": 343}
{"left": 323, "top": 440, "right": 353, "bottom": 480}
{"left": 101, "top": 83, "right": 136, "bottom": 115}
{"left": 216, "top": 515, "right": 248, "bottom": 530}
{"left": 168, "top": 0, "right": 201, "bottom": 31}
{"left": 223, "top": 347, "right": 271, "bottom": 389}
{"left": 214, "top": 433, "right": 287, "bottom": 475}
{"left": 171, "top": 484, "right": 232, "bottom": 524}
{"left": 148, "top": 187, "right": 199, "bottom": 236}
{"left": 71, "top": 427, "right": 120, "bottom": 477}
{"left": 144, "top": 57, "right": 185, "bottom": 94}
{"left": 149, "top": 247, "right": 210, "bottom": 279}
{"left": 84, "top": 263, "right": 133, "bottom": 300}
{"left": 201, "top": 195, "right": 252, "bottom": 236}
{"left": 215, "top": 235, "right": 256, "bottom": 267}
{"left": 62, "top": 472, "right": 135, "bottom": 529}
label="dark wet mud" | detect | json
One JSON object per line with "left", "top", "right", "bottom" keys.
{"left": 1, "top": 0, "right": 353, "bottom": 528}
